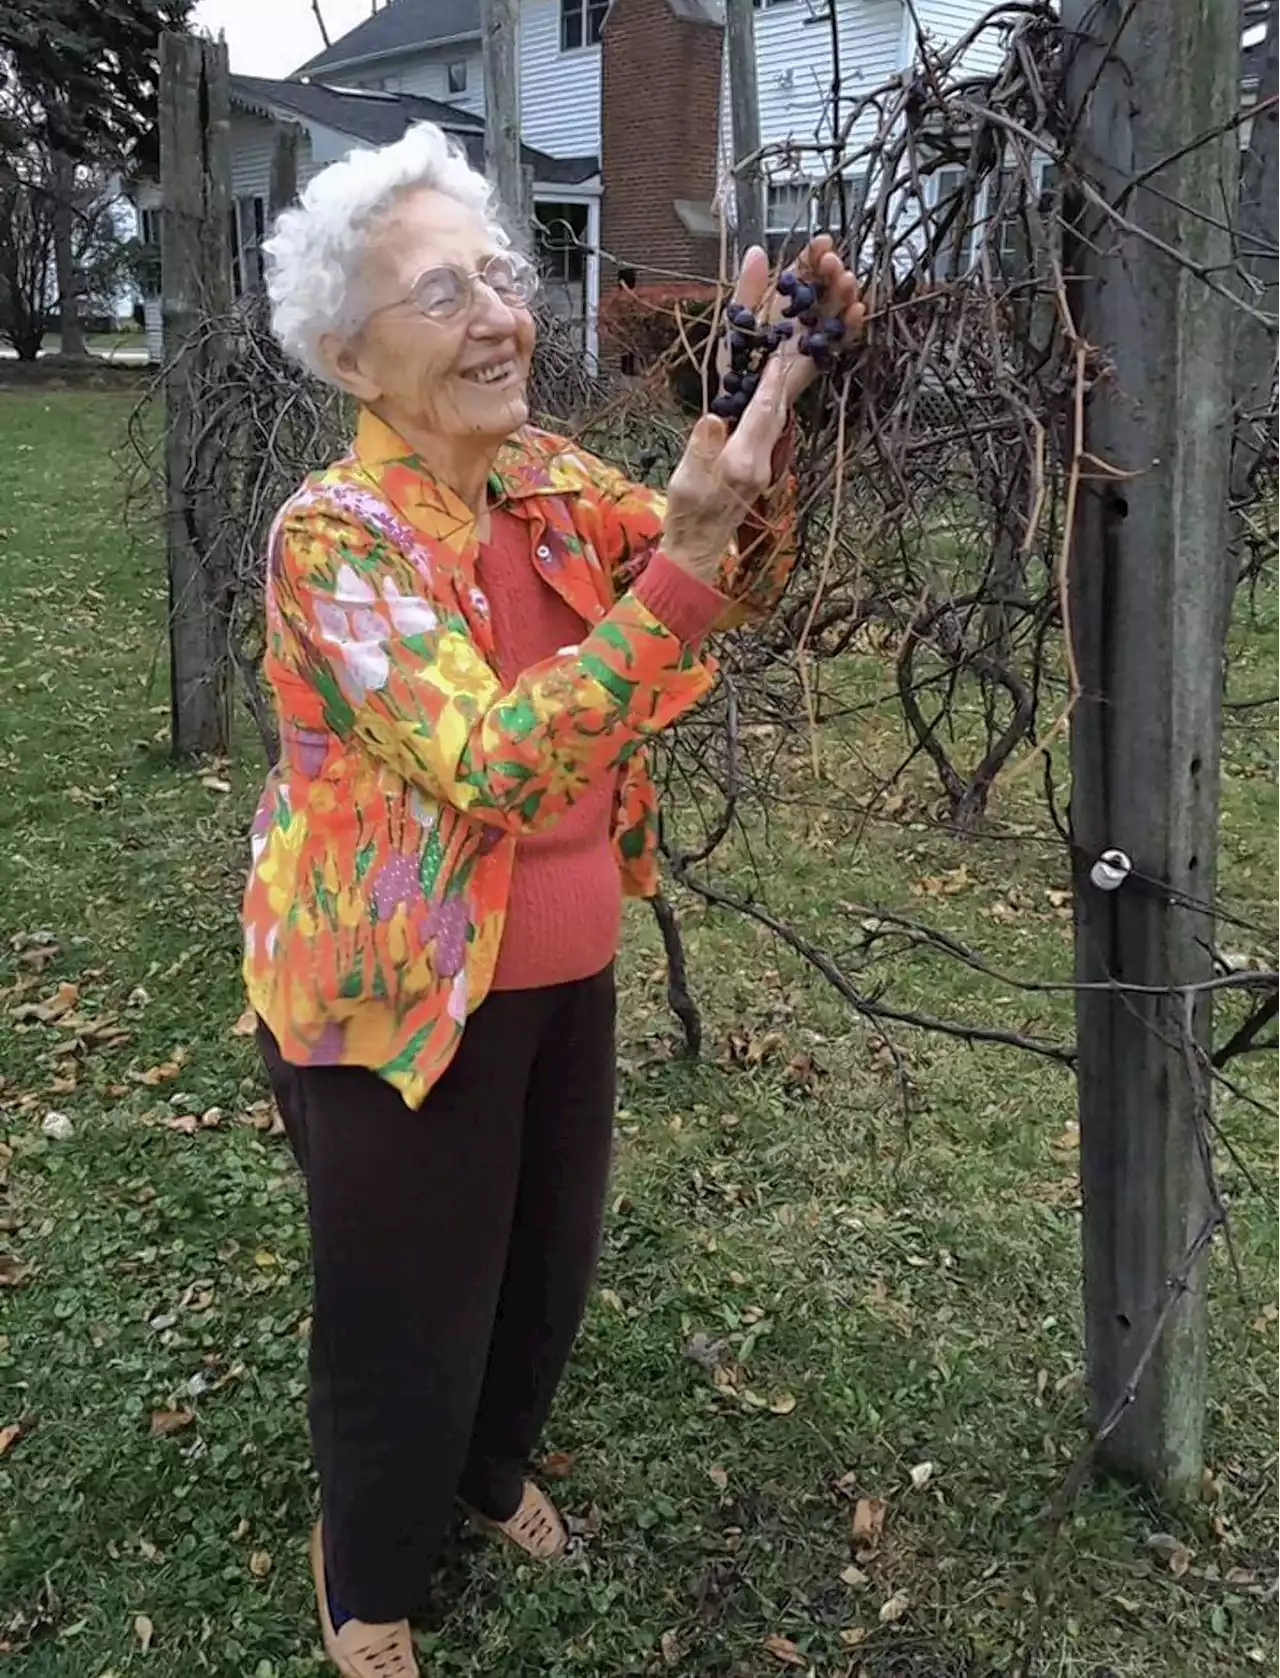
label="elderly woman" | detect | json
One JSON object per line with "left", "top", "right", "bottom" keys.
{"left": 242, "top": 122, "right": 862, "bottom": 1677}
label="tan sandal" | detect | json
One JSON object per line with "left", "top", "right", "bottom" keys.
{"left": 468, "top": 1480, "right": 568, "bottom": 1561}
{"left": 310, "top": 1522, "right": 420, "bottom": 1678}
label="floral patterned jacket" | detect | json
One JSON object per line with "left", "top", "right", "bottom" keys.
{"left": 243, "top": 409, "right": 795, "bottom": 1107}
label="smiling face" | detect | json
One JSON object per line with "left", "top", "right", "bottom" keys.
{"left": 320, "top": 187, "right": 536, "bottom": 489}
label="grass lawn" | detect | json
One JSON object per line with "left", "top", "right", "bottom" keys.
{"left": 0, "top": 390, "right": 1275, "bottom": 1678}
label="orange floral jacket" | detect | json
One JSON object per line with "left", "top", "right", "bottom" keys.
{"left": 243, "top": 409, "right": 795, "bottom": 1107}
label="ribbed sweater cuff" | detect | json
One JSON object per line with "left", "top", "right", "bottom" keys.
{"left": 632, "top": 551, "right": 726, "bottom": 646}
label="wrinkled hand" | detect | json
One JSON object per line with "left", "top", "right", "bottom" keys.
{"left": 662, "top": 238, "right": 864, "bottom": 585}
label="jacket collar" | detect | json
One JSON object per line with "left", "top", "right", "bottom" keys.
{"left": 353, "top": 407, "right": 564, "bottom": 528}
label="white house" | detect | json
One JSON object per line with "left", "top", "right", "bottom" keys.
{"left": 135, "top": 0, "right": 1002, "bottom": 360}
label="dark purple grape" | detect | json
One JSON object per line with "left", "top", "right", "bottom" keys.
{"left": 722, "top": 370, "right": 743, "bottom": 393}
{"left": 777, "top": 271, "right": 798, "bottom": 297}
{"left": 727, "top": 304, "right": 756, "bottom": 329}
{"left": 741, "top": 371, "right": 759, "bottom": 398}
{"left": 772, "top": 319, "right": 795, "bottom": 339}
{"left": 711, "top": 392, "right": 743, "bottom": 421}
{"left": 821, "top": 316, "right": 845, "bottom": 339}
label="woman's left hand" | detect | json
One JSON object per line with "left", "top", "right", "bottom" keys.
{"left": 719, "top": 235, "right": 866, "bottom": 406}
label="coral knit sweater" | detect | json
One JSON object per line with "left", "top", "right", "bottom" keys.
{"left": 480, "top": 507, "right": 724, "bottom": 990}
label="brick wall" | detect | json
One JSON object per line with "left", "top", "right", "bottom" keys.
{"left": 599, "top": 0, "right": 725, "bottom": 291}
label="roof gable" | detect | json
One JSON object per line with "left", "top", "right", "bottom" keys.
{"left": 295, "top": 0, "right": 480, "bottom": 77}
{"left": 228, "top": 76, "right": 599, "bottom": 186}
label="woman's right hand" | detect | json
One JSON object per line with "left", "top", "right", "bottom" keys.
{"left": 660, "top": 239, "right": 863, "bottom": 586}
{"left": 660, "top": 348, "right": 790, "bottom": 585}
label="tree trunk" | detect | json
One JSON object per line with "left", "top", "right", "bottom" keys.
{"left": 51, "top": 153, "right": 86, "bottom": 359}
{"left": 1062, "top": 0, "right": 1239, "bottom": 1501}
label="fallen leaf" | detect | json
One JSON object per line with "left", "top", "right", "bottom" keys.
{"left": 134, "top": 1614, "right": 154, "bottom": 1654}
{"left": 540, "top": 1450, "right": 576, "bottom": 1479}
{"left": 41, "top": 1111, "right": 74, "bottom": 1141}
{"left": 850, "top": 1496, "right": 888, "bottom": 1548}
{"left": 1147, "top": 1532, "right": 1193, "bottom": 1577}
{"left": 708, "top": 1464, "right": 729, "bottom": 1491}
{"left": 908, "top": 1460, "right": 934, "bottom": 1490}
{"left": 839, "top": 1627, "right": 868, "bottom": 1649}
{"left": 160, "top": 1113, "right": 199, "bottom": 1135}
{"left": 11, "top": 981, "right": 79, "bottom": 1026}
{"left": 914, "top": 865, "right": 971, "bottom": 898}
{"left": 230, "top": 1007, "right": 258, "bottom": 1037}
{"left": 762, "top": 1632, "right": 806, "bottom": 1666}
{"left": 769, "top": 1392, "right": 798, "bottom": 1415}
{"left": 879, "top": 1589, "right": 910, "bottom": 1624}
{"left": 839, "top": 1564, "right": 868, "bottom": 1588}
{"left": 0, "top": 1256, "right": 32, "bottom": 1288}
{"left": 659, "top": 1628, "right": 682, "bottom": 1666}
{"left": 249, "top": 1549, "right": 272, "bottom": 1578}
{"left": 130, "top": 1061, "right": 183, "bottom": 1087}
{"left": 149, "top": 1409, "right": 195, "bottom": 1437}
{"left": 200, "top": 775, "right": 232, "bottom": 793}
{"left": 0, "top": 1421, "right": 22, "bottom": 1457}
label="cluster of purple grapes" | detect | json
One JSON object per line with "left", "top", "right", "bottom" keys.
{"left": 710, "top": 269, "right": 846, "bottom": 425}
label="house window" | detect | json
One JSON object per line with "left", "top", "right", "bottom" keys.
{"left": 560, "top": 0, "right": 608, "bottom": 51}
{"left": 536, "top": 201, "right": 589, "bottom": 289}
{"left": 766, "top": 180, "right": 813, "bottom": 263}
{"left": 447, "top": 59, "right": 468, "bottom": 94}
{"left": 229, "top": 194, "right": 266, "bottom": 297}
{"left": 926, "top": 164, "right": 979, "bottom": 278}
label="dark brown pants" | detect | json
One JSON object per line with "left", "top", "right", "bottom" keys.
{"left": 258, "top": 967, "right": 616, "bottom": 1623}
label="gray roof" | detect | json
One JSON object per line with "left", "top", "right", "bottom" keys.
{"left": 230, "top": 76, "right": 598, "bottom": 186}
{"left": 296, "top": 0, "right": 480, "bottom": 76}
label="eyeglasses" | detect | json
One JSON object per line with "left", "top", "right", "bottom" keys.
{"left": 397, "top": 252, "right": 540, "bottom": 322}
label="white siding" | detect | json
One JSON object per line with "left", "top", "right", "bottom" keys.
{"left": 345, "top": 47, "right": 486, "bottom": 114}
{"left": 230, "top": 110, "right": 281, "bottom": 201}
{"left": 519, "top": 0, "right": 601, "bottom": 157}
{"left": 904, "top": 0, "right": 1002, "bottom": 76}
{"left": 754, "top": 0, "right": 903, "bottom": 153}
{"left": 143, "top": 295, "right": 163, "bottom": 363}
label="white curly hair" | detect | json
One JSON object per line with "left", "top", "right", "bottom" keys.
{"left": 264, "top": 122, "right": 508, "bottom": 380}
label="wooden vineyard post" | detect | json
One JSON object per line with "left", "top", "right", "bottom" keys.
{"left": 481, "top": 0, "right": 527, "bottom": 230}
{"left": 724, "top": 0, "right": 764, "bottom": 258}
{"left": 1061, "top": 0, "right": 1240, "bottom": 1498}
{"left": 159, "top": 31, "right": 235, "bottom": 758}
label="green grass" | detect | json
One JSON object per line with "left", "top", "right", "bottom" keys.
{"left": 0, "top": 391, "right": 1275, "bottom": 1678}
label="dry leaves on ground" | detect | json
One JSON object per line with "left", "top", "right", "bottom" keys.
{"left": 879, "top": 1589, "right": 910, "bottom": 1624}
{"left": 762, "top": 1632, "right": 807, "bottom": 1666}
{"left": 850, "top": 1495, "right": 888, "bottom": 1551}
{"left": 149, "top": 1409, "right": 195, "bottom": 1437}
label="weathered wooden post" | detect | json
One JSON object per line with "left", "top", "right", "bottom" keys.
{"left": 1062, "top": 0, "right": 1240, "bottom": 1498}
{"left": 480, "top": 0, "right": 527, "bottom": 229}
{"left": 724, "top": 0, "right": 765, "bottom": 258}
{"left": 159, "top": 31, "right": 235, "bottom": 758}
{"left": 268, "top": 125, "right": 300, "bottom": 221}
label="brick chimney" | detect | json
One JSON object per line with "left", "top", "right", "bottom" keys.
{"left": 599, "top": 0, "right": 725, "bottom": 291}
